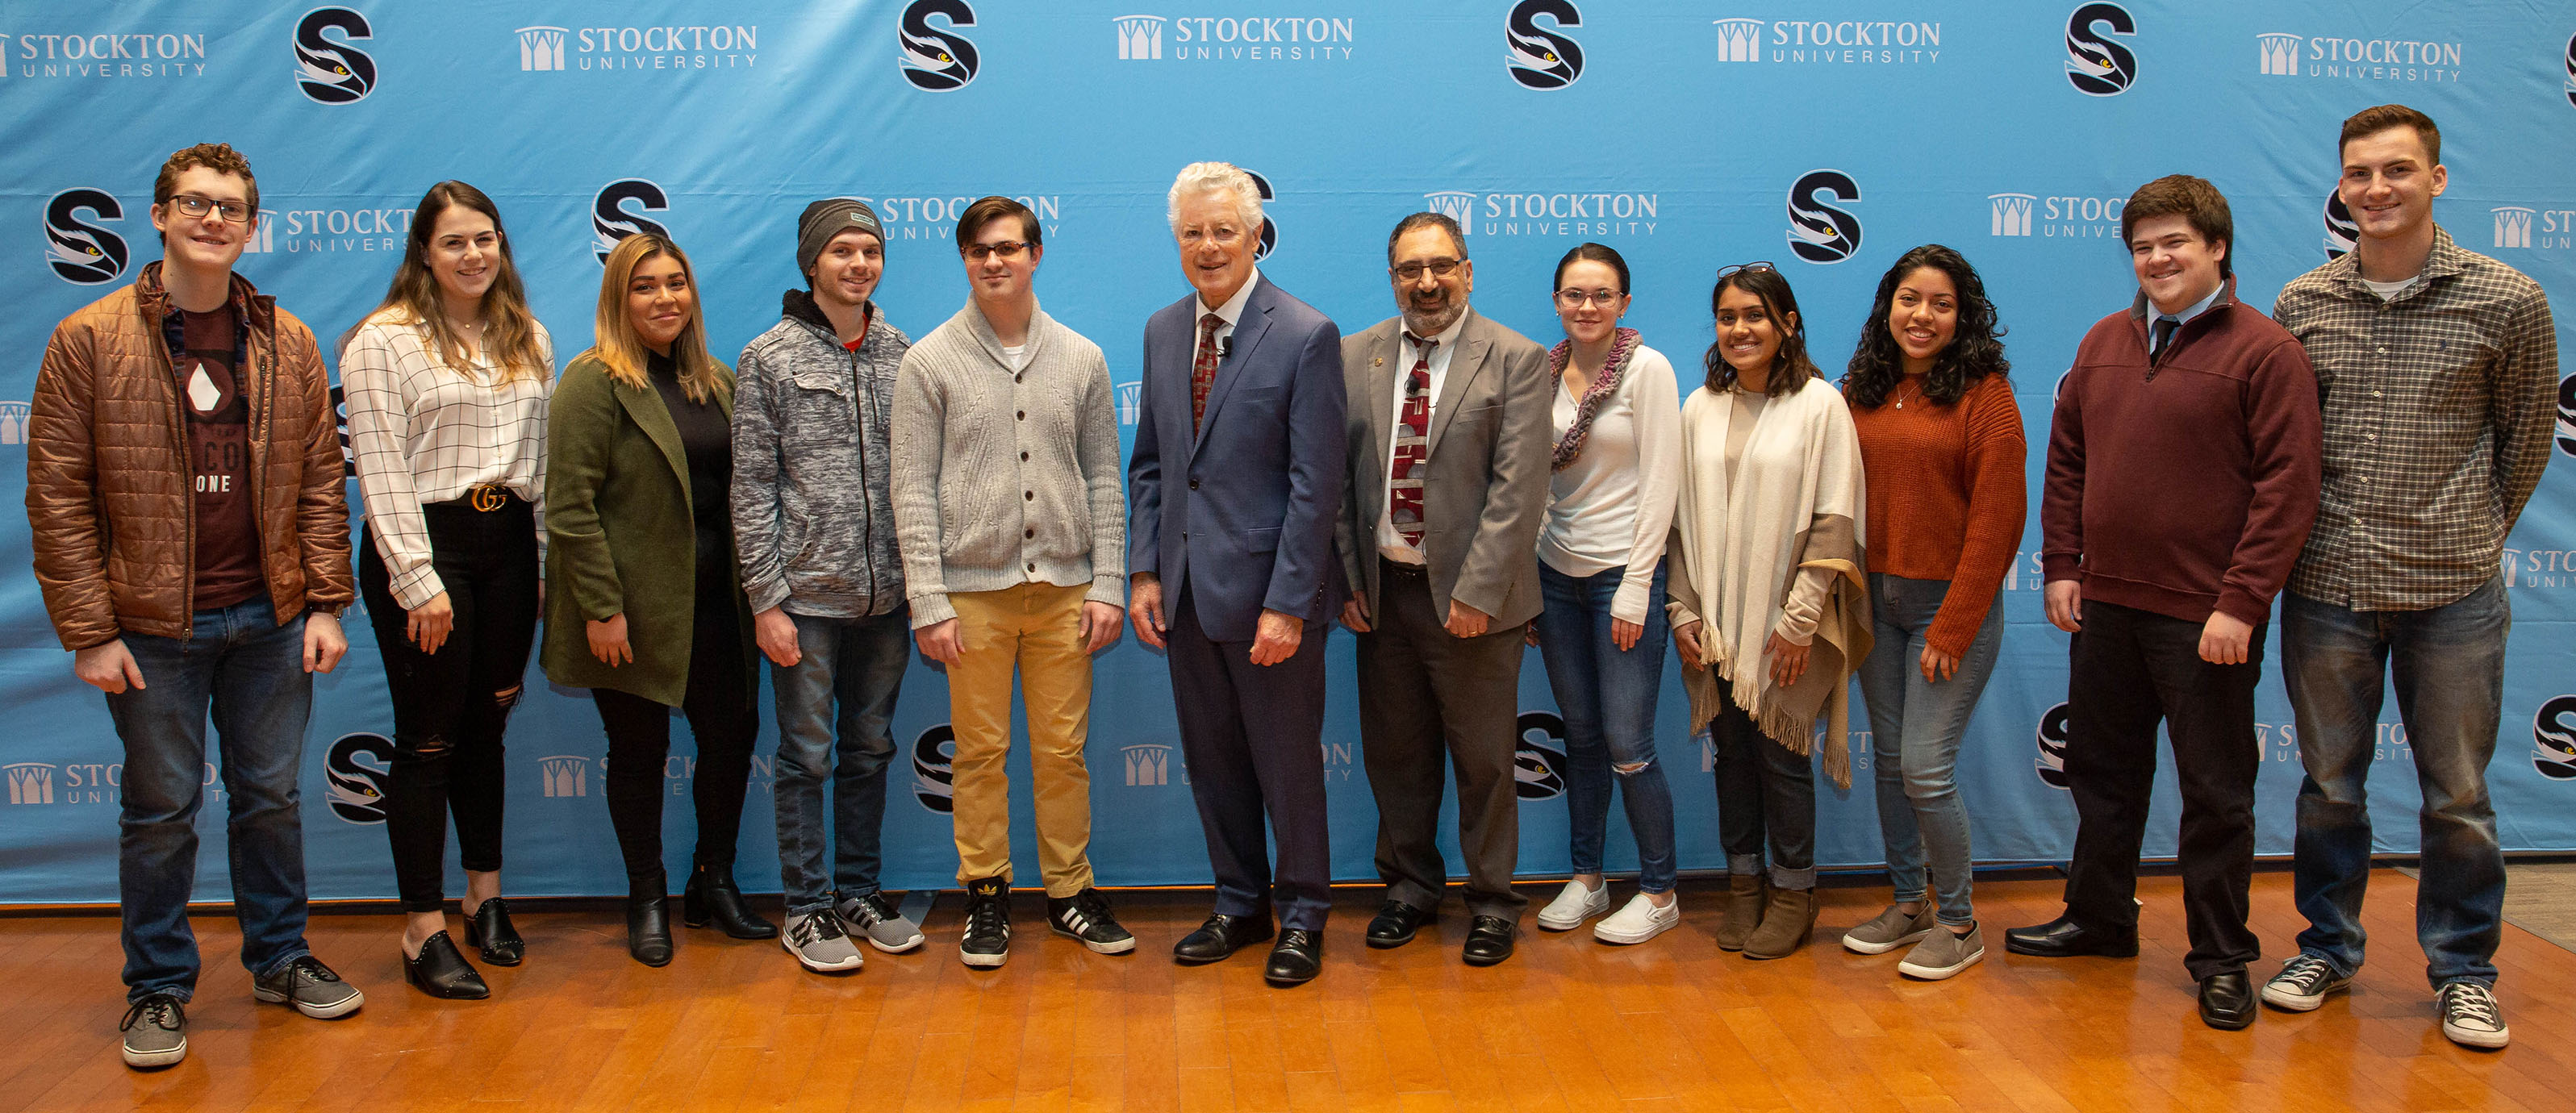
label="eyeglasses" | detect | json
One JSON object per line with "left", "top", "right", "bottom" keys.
{"left": 169, "top": 194, "right": 253, "bottom": 224}
{"left": 962, "top": 240, "right": 1030, "bottom": 261}
{"left": 1390, "top": 257, "right": 1463, "bottom": 282}
{"left": 1555, "top": 289, "right": 1623, "bottom": 309}
{"left": 1716, "top": 261, "right": 1776, "bottom": 278}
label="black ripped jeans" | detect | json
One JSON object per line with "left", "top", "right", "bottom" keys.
{"left": 358, "top": 498, "right": 541, "bottom": 914}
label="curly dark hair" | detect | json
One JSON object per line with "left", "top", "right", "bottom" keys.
{"left": 1701, "top": 265, "right": 1818, "bottom": 399}
{"left": 1842, "top": 244, "right": 2010, "bottom": 408}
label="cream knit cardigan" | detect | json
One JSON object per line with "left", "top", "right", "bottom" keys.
{"left": 1664, "top": 376, "right": 1873, "bottom": 788}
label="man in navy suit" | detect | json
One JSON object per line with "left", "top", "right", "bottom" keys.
{"left": 1127, "top": 162, "right": 1347, "bottom": 986}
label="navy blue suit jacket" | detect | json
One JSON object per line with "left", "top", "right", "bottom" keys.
{"left": 1126, "top": 274, "right": 1347, "bottom": 643}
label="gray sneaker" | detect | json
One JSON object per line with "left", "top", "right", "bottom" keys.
{"left": 1897, "top": 923, "right": 1986, "bottom": 981}
{"left": 783, "top": 911, "right": 865, "bottom": 973}
{"left": 2436, "top": 982, "right": 2510, "bottom": 1049}
{"left": 251, "top": 955, "right": 364, "bottom": 1019}
{"left": 119, "top": 994, "right": 186, "bottom": 1069}
{"left": 2260, "top": 953, "right": 2353, "bottom": 1012}
{"left": 838, "top": 892, "right": 927, "bottom": 954}
{"left": 1841, "top": 903, "right": 1937, "bottom": 955}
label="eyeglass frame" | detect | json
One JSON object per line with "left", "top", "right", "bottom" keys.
{"left": 1715, "top": 261, "right": 1778, "bottom": 279}
{"left": 1553, "top": 288, "right": 1627, "bottom": 309}
{"left": 1389, "top": 257, "right": 1464, "bottom": 282}
{"left": 166, "top": 194, "right": 255, "bottom": 225}
{"left": 961, "top": 240, "right": 1033, "bottom": 261}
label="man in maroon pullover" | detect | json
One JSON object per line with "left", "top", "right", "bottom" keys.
{"left": 2008, "top": 175, "right": 2321, "bottom": 1032}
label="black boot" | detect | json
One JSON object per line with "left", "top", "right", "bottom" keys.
{"left": 683, "top": 862, "right": 776, "bottom": 940}
{"left": 626, "top": 877, "right": 672, "bottom": 967}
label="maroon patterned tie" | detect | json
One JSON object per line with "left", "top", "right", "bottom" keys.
{"left": 1389, "top": 334, "right": 1435, "bottom": 548}
{"left": 1191, "top": 313, "right": 1223, "bottom": 433}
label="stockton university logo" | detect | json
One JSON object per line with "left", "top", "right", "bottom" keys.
{"left": 324, "top": 732, "right": 395, "bottom": 824}
{"left": 539, "top": 755, "right": 591, "bottom": 798}
{"left": 5, "top": 763, "right": 55, "bottom": 805}
{"left": 2557, "top": 373, "right": 2575, "bottom": 457}
{"left": 1711, "top": 19, "right": 1763, "bottom": 62}
{"left": 2323, "top": 190, "right": 2358, "bottom": 259}
{"left": 2035, "top": 702, "right": 2072, "bottom": 789}
{"left": 1420, "top": 189, "right": 1658, "bottom": 238}
{"left": 2063, "top": 3, "right": 2136, "bottom": 96}
{"left": 2257, "top": 32, "right": 2300, "bottom": 77}
{"left": 1513, "top": 711, "right": 1568, "bottom": 800}
{"left": 1121, "top": 743, "right": 1174, "bottom": 787}
{"left": 2253, "top": 30, "right": 2462, "bottom": 82}
{"left": 1505, "top": 0, "right": 1583, "bottom": 90}
{"left": 1990, "top": 194, "right": 2035, "bottom": 237}
{"left": 0, "top": 402, "right": 29, "bottom": 445}
{"left": 912, "top": 725, "right": 957, "bottom": 812}
{"left": 2565, "top": 31, "right": 2574, "bottom": 107}
{"left": 900, "top": 0, "right": 978, "bottom": 90}
{"left": 1785, "top": 169, "right": 1862, "bottom": 264}
{"left": 44, "top": 188, "right": 127, "bottom": 286}
{"left": 1116, "top": 380, "right": 1142, "bottom": 429}
{"left": 2495, "top": 206, "right": 2533, "bottom": 249}
{"left": 592, "top": 178, "right": 672, "bottom": 263}
{"left": 234, "top": 210, "right": 279, "bottom": 253}
{"left": 2535, "top": 695, "right": 2576, "bottom": 780}
{"left": 517, "top": 26, "right": 567, "bottom": 70}
{"left": 1115, "top": 15, "right": 1164, "bottom": 60}
{"left": 1245, "top": 168, "right": 1279, "bottom": 260}
{"left": 293, "top": 7, "right": 374, "bottom": 104}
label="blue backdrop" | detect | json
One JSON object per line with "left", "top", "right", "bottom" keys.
{"left": 2, "top": 1, "right": 2570, "bottom": 903}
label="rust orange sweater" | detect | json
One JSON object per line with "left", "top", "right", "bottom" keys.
{"left": 1845, "top": 373, "right": 2028, "bottom": 657}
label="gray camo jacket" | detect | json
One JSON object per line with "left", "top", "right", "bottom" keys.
{"left": 730, "top": 290, "right": 910, "bottom": 619}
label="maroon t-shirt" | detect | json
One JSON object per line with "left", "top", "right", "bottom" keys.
{"left": 176, "top": 308, "right": 263, "bottom": 609}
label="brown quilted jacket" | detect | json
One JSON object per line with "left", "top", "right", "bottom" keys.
{"left": 27, "top": 263, "right": 353, "bottom": 650}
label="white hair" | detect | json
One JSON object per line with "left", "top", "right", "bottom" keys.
{"left": 1166, "top": 161, "right": 1263, "bottom": 235}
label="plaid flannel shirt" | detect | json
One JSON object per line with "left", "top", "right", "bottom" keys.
{"left": 2272, "top": 224, "right": 2558, "bottom": 611}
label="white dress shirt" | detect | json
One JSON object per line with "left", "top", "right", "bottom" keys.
{"left": 1193, "top": 266, "right": 1259, "bottom": 358}
{"left": 1376, "top": 309, "right": 1468, "bottom": 564}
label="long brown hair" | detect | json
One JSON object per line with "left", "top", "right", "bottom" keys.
{"left": 583, "top": 233, "right": 720, "bottom": 404}
{"left": 366, "top": 181, "right": 548, "bottom": 382}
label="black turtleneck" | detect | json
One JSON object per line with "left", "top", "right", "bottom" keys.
{"left": 645, "top": 349, "right": 733, "bottom": 586}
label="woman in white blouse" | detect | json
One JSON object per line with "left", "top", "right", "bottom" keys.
{"left": 1528, "top": 244, "right": 1685, "bottom": 944}
{"left": 343, "top": 181, "right": 553, "bottom": 999}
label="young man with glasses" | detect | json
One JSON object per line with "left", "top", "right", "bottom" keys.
{"left": 27, "top": 142, "right": 363, "bottom": 1069}
{"left": 890, "top": 196, "right": 1132, "bottom": 969}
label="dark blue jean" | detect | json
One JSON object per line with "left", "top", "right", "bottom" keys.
{"left": 1855, "top": 574, "right": 2003, "bottom": 927}
{"left": 104, "top": 598, "right": 315, "bottom": 1003}
{"left": 2282, "top": 576, "right": 2509, "bottom": 989}
{"left": 770, "top": 607, "right": 910, "bottom": 913}
{"left": 1534, "top": 561, "right": 1676, "bottom": 893}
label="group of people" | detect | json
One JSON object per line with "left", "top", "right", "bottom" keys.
{"left": 23, "top": 103, "right": 2551, "bottom": 1073}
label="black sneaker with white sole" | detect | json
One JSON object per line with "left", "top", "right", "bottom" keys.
{"left": 2259, "top": 953, "right": 2352, "bottom": 1011}
{"left": 959, "top": 877, "right": 1011, "bottom": 969}
{"left": 1046, "top": 887, "right": 1137, "bottom": 954}
{"left": 119, "top": 994, "right": 186, "bottom": 1069}
{"left": 2436, "top": 981, "right": 2509, "bottom": 1049}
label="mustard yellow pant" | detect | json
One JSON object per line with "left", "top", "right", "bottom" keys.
{"left": 944, "top": 582, "right": 1096, "bottom": 896}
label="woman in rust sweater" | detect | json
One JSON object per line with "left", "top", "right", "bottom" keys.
{"left": 1836, "top": 244, "right": 2026, "bottom": 982}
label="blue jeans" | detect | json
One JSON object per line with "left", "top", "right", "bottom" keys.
{"left": 2282, "top": 576, "right": 2509, "bottom": 989}
{"left": 1855, "top": 574, "right": 2002, "bottom": 927}
{"left": 1534, "top": 562, "right": 1676, "bottom": 893}
{"left": 104, "top": 599, "right": 315, "bottom": 1003}
{"left": 770, "top": 608, "right": 910, "bottom": 914}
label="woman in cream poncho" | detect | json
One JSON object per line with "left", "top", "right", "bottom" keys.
{"left": 1666, "top": 263, "right": 1870, "bottom": 961}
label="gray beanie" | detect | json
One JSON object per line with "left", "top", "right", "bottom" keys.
{"left": 797, "top": 198, "right": 884, "bottom": 278}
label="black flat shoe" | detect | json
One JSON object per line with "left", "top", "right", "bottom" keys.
{"left": 463, "top": 897, "right": 524, "bottom": 967}
{"left": 683, "top": 864, "right": 777, "bottom": 940}
{"left": 1264, "top": 929, "right": 1323, "bottom": 986}
{"left": 2002, "top": 915, "right": 2140, "bottom": 958}
{"left": 1173, "top": 913, "right": 1273, "bottom": 965}
{"left": 1364, "top": 900, "right": 1435, "bottom": 949}
{"left": 403, "top": 931, "right": 490, "bottom": 999}
{"left": 627, "top": 890, "right": 673, "bottom": 968}
{"left": 1462, "top": 915, "right": 1517, "bottom": 967}
{"left": 2198, "top": 970, "right": 2257, "bottom": 1031}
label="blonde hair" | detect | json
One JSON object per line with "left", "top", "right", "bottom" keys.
{"left": 366, "top": 181, "right": 547, "bottom": 383}
{"left": 582, "top": 234, "right": 720, "bottom": 404}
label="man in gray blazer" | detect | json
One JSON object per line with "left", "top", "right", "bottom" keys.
{"left": 1335, "top": 211, "right": 1551, "bottom": 966}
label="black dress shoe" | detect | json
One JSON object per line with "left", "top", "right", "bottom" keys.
{"left": 1265, "top": 929, "right": 1323, "bottom": 986}
{"left": 627, "top": 887, "right": 674, "bottom": 968}
{"left": 1173, "top": 913, "right": 1273, "bottom": 965}
{"left": 683, "top": 864, "right": 778, "bottom": 940}
{"left": 463, "top": 897, "right": 524, "bottom": 966}
{"left": 1461, "top": 915, "right": 1517, "bottom": 967}
{"left": 1364, "top": 900, "right": 1435, "bottom": 949}
{"left": 2198, "top": 970, "right": 2257, "bottom": 1030}
{"left": 403, "top": 931, "right": 490, "bottom": 999}
{"left": 2002, "top": 915, "right": 2139, "bottom": 958}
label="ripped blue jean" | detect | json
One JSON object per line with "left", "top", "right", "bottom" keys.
{"left": 1534, "top": 562, "right": 1676, "bottom": 893}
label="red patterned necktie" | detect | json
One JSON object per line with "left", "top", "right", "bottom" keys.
{"left": 1191, "top": 312, "right": 1223, "bottom": 433}
{"left": 1389, "top": 333, "right": 1436, "bottom": 548}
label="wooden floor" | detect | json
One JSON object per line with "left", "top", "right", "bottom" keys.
{"left": 2, "top": 869, "right": 2566, "bottom": 1112}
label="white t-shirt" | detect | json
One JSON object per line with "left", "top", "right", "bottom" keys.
{"left": 1538, "top": 344, "right": 1681, "bottom": 626}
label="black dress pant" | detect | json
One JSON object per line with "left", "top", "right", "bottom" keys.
{"left": 592, "top": 564, "right": 758, "bottom": 887}
{"left": 358, "top": 499, "right": 539, "bottom": 914}
{"left": 2062, "top": 598, "right": 2264, "bottom": 980}
{"left": 1167, "top": 586, "right": 1334, "bottom": 931}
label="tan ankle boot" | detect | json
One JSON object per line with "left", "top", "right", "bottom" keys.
{"left": 1715, "top": 873, "right": 1769, "bottom": 952}
{"left": 1743, "top": 886, "right": 1818, "bottom": 960}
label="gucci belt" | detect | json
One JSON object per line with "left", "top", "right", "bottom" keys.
{"left": 467, "top": 483, "right": 510, "bottom": 512}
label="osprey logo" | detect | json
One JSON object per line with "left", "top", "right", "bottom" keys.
{"left": 1785, "top": 169, "right": 1862, "bottom": 264}
{"left": 2536, "top": 695, "right": 2576, "bottom": 780}
{"left": 900, "top": 0, "right": 979, "bottom": 91}
{"left": 2257, "top": 32, "right": 2301, "bottom": 77}
{"left": 0, "top": 402, "right": 30, "bottom": 446}
{"left": 2063, "top": 3, "right": 2136, "bottom": 96}
{"left": 1121, "top": 743, "right": 1175, "bottom": 787}
{"left": 324, "top": 732, "right": 395, "bottom": 824}
{"left": 5, "top": 763, "right": 55, "bottom": 805}
{"left": 1505, "top": 0, "right": 1583, "bottom": 90}
{"left": 1711, "top": 19, "right": 1764, "bottom": 62}
{"left": 1513, "top": 711, "right": 1569, "bottom": 800}
{"left": 2035, "top": 702, "right": 2072, "bottom": 789}
{"left": 1246, "top": 168, "right": 1278, "bottom": 260}
{"left": 2565, "top": 31, "right": 2574, "bottom": 107}
{"left": 1116, "top": 15, "right": 1165, "bottom": 60}
{"left": 2494, "top": 206, "right": 2535, "bottom": 250}
{"left": 592, "top": 179, "right": 672, "bottom": 263}
{"left": 912, "top": 724, "right": 957, "bottom": 812}
{"left": 1990, "top": 194, "right": 2035, "bottom": 237}
{"left": 45, "top": 189, "right": 127, "bottom": 286}
{"left": 539, "top": 755, "right": 591, "bottom": 798}
{"left": 2322, "top": 190, "right": 2357, "bottom": 259}
{"left": 294, "top": 7, "right": 375, "bottom": 104}
{"left": 2557, "top": 373, "right": 2574, "bottom": 457}
{"left": 517, "top": 26, "right": 568, "bottom": 71}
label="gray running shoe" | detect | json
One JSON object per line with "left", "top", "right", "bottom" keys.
{"left": 119, "top": 994, "right": 186, "bottom": 1069}
{"left": 783, "top": 911, "right": 865, "bottom": 973}
{"left": 1842, "top": 903, "right": 1937, "bottom": 955}
{"left": 1897, "top": 923, "right": 1986, "bottom": 981}
{"left": 252, "top": 955, "right": 364, "bottom": 1019}
{"left": 838, "top": 892, "right": 927, "bottom": 954}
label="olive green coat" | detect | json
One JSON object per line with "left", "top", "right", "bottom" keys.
{"left": 541, "top": 352, "right": 754, "bottom": 706}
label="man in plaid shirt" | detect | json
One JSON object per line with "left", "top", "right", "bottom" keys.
{"left": 2262, "top": 104, "right": 2558, "bottom": 1051}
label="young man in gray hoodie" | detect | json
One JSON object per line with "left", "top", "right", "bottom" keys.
{"left": 731, "top": 198, "right": 925, "bottom": 973}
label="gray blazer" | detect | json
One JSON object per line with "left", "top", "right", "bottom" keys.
{"left": 1335, "top": 307, "right": 1551, "bottom": 629}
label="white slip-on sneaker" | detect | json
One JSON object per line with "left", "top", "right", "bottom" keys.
{"left": 1537, "top": 878, "right": 1611, "bottom": 932}
{"left": 1593, "top": 892, "right": 1680, "bottom": 945}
